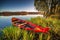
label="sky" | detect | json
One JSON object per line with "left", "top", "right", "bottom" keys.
{"left": 0, "top": 0, "right": 38, "bottom": 12}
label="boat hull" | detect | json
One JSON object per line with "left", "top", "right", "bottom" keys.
{"left": 11, "top": 17, "right": 50, "bottom": 33}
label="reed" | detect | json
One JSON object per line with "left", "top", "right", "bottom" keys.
{"left": 0, "top": 17, "right": 60, "bottom": 40}
{"left": 1, "top": 26, "right": 21, "bottom": 40}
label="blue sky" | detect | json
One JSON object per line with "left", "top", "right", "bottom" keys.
{"left": 0, "top": 0, "right": 37, "bottom": 12}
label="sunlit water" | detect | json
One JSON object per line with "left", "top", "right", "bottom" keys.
{"left": 0, "top": 15, "right": 43, "bottom": 29}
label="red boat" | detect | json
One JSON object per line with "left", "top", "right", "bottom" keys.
{"left": 11, "top": 17, "right": 50, "bottom": 33}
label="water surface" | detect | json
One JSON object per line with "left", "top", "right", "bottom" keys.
{"left": 0, "top": 15, "right": 43, "bottom": 29}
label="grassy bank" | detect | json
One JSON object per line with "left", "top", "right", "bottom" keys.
{"left": 0, "top": 17, "right": 60, "bottom": 40}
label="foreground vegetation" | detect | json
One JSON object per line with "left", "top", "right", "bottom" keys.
{"left": 0, "top": 17, "right": 60, "bottom": 40}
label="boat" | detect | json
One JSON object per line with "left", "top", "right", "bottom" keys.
{"left": 11, "top": 17, "right": 50, "bottom": 33}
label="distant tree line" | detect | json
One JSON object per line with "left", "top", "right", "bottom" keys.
{"left": 0, "top": 12, "right": 42, "bottom": 16}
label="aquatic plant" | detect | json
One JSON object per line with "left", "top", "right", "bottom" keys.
{"left": 28, "top": 17, "right": 60, "bottom": 40}
{"left": 1, "top": 26, "right": 21, "bottom": 40}
{"left": 0, "top": 17, "right": 60, "bottom": 40}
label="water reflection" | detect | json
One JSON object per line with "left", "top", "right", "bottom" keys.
{"left": 0, "top": 15, "right": 43, "bottom": 29}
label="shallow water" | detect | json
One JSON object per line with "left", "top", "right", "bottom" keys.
{"left": 0, "top": 15, "right": 43, "bottom": 29}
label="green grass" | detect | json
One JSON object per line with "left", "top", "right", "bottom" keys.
{"left": 28, "top": 16, "right": 60, "bottom": 40}
{"left": 0, "top": 16, "right": 60, "bottom": 40}
{"left": 0, "top": 26, "right": 21, "bottom": 40}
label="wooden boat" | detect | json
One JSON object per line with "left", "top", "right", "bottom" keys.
{"left": 11, "top": 17, "right": 50, "bottom": 33}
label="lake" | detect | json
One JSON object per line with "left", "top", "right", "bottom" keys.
{"left": 0, "top": 15, "right": 43, "bottom": 29}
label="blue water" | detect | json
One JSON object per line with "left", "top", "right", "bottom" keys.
{"left": 0, "top": 15, "right": 43, "bottom": 29}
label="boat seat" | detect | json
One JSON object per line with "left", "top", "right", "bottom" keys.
{"left": 24, "top": 24, "right": 34, "bottom": 28}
